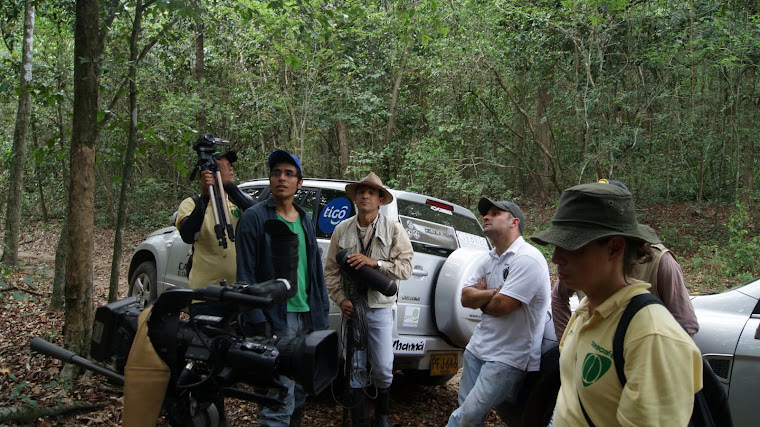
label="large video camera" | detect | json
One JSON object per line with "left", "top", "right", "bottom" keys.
{"left": 31, "top": 220, "right": 339, "bottom": 427}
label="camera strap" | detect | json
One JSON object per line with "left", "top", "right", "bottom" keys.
{"left": 357, "top": 223, "right": 376, "bottom": 256}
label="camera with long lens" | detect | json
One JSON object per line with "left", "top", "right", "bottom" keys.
{"left": 30, "top": 220, "right": 339, "bottom": 427}
{"left": 336, "top": 249, "right": 398, "bottom": 297}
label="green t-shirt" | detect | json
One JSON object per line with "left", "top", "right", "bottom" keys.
{"left": 277, "top": 213, "right": 310, "bottom": 313}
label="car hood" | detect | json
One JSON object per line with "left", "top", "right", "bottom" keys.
{"left": 690, "top": 278, "right": 760, "bottom": 356}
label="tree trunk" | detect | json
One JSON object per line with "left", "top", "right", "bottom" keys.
{"left": 50, "top": 218, "right": 67, "bottom": 310}
{"left": 741, "top": 68, "right": 756, "bottom": 205}
{"left": 108, "top": 0, "right": 143, "bottom": 303}
{"left": 1, "top": 0, "right": 34, "bottom": 267}
{"left": 384, "top": 58, "right": 407, "bottom": 147}
{"left": 536, "top": 85, "right": 554, "bottom": 197}
{"left": 336, "top": 118, "right": 349, "bottom": 178}
{"left": 195, "top": 22, "right": 206, "bottom": 132}
{"left": 63, "top": 0, "right": 100, "bottom": 377}
{"left": 32, "top": 121, "right": 48, "bottom": 222}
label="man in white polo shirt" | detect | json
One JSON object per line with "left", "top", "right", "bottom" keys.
{"left": 447, "top": 198, "right": 550, "bottom": 427}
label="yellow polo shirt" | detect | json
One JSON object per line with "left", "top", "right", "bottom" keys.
{"left": 553, "top": 281, "right": 702, "bottom": 427}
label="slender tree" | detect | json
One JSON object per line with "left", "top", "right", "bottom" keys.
{"left": 1, "top": 0, "right": 34, "bottom": 267}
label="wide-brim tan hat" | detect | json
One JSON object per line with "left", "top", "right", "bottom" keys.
{"left": 345, "top": 172, "right": 393, "bottom": 205}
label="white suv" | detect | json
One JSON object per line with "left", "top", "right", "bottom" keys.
{"left": 127, "top": 178, "right": 495, "bottom": 383}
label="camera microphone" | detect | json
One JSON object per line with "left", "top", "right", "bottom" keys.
{"left": 336, "top": 249, "right": 398, "bottom": 297}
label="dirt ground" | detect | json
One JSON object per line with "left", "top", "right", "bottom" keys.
{"left": 0, "top": 222, "right": 505, "bottom": 426}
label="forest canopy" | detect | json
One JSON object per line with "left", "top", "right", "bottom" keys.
{"left": 0, "top": 0, "right": 758, "bottom": 228}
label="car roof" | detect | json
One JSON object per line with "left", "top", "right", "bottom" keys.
{"left": 239, "top": 177, "right": 478, "bottom": 218}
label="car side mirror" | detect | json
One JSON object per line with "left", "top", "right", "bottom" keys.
{"left": 171, "top": 211, "right": 178, "bottom": 227}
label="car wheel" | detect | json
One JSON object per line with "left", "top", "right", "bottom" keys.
{"left": 401, "top": 369, "right": 454, "bottom": 386}
{"left": 129, "top": 261, "right": 157, "bottom": 305}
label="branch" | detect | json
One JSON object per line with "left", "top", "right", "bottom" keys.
{"left": 100, "top": 16, "right": 181, "bottom": 127}
{"left": 0, "top": 401, "right": 107, "bottom": 424}
{"left": 0, "top": 286, "right": 45, "bottom": 297}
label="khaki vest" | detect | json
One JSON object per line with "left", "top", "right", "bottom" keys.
{"left": 630, "top": 243, "right": 669, "bottom": 298}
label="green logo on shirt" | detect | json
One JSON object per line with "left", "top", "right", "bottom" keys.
{"left": 581, "top": 352, "right": 612, "bottom": 387}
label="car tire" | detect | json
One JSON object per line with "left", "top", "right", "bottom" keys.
{"left": 129, "top": 261, "right": 157, "bottom": 305}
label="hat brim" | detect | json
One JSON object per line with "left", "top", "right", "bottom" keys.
{"left": 530, "top": 223, "right": 660, "bottom": 250}
{"left": 345, "top": 182, "right": 393, "bottom": 205}
{"left": 477, "top": 198, "right": 496, "bottom": 216}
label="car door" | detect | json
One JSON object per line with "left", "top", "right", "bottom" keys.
{"left": 725, "top": 299, "right": 760, "bottom": 425}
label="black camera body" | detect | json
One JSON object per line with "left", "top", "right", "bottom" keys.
{"left": 32, "top": 220, "right": 339, "bottom": 427}
{"left": 84, "top": 282, "right": 338, "bottom": 426}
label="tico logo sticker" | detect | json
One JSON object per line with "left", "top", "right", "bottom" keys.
{"left": 318, "top": 197, "right": 351, "bottom": 233}
{"left": 582, "top": 353, "right": 612, "bottom": 387}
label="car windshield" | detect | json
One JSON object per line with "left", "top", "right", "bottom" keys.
{"left": 397, "top": 198, "right": 488, "bottom": 256}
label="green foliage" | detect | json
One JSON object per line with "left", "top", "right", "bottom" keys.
{"left": 723, "top": 202, "right": 760, "bottom": 277}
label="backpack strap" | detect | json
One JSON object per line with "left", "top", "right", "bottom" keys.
{"left": 612, "top": 293, "right": 664, "bottom": 386}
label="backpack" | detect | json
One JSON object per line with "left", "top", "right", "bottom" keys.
{"left": 612, "top": 293, "right": 733, "bottom": 427}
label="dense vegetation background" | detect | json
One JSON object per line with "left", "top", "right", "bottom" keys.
{"left": 1, "top": 0, "right": 759, "bottom": 283}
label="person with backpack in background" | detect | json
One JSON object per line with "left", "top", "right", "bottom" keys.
{"left": 551, "top": 179, "right": 699, "bottom": 338}
{"left": 531, "top": 182, "right": 703, "bottom": 426}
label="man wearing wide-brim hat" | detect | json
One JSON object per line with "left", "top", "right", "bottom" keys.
{"left": 530, "top": 183, "right": 702, "bottom": 426}
{"left": 324, "top": 172, "right": 413, "bottom": 427}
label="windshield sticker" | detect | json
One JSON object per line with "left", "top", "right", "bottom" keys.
{"left": 456, "top": 231, "right": 489, "bottom": 249}
{"left": 403, "top": 305, "right": 421, "bottom": 327}
{"left": 393, "top": 338, "right": 426, "bottom": 355}
{"left": 318, "top": 197, "right": 351, "bottom": 233}
{"left": 400, "top": 215, "right": 458, "bottom": 250}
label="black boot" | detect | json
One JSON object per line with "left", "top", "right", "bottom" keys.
{"left": 289, "top": 405, "right": 302, "bottom": 427}
{"left": 350, "top": 388, "right": 369, "bottom": 427}
{"left": 374, "top": 388, "right": 391, "bottom": 427}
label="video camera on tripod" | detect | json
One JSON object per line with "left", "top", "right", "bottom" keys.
{"left": 190, "top": 132, "right": 236, "bottom": 248}
{"left": 30, "top": 220, "right": 339, "bottom": 427}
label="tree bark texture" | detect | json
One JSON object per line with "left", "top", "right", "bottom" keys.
{"left": 195, "top": 22, "right": 206, "bottom": 132}
{"left": 336, "top": 119, "right": 349, "bottom": 178}
{"left": 109, "top": 0, "right": 143, "bottom": 303}
{"left": 64, "top": 0, "right": 100, "bottom": 369}
{"left": 2, "top": 0, "right": 34, "bottom": 267}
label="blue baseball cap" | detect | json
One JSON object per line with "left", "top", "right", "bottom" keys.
{"left": 268, "top": 149, "right": 302, "bottom": 176}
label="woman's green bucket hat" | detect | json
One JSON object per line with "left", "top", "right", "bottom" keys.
{"left": 531, "top": 182, "right": 660, "bottom": 250}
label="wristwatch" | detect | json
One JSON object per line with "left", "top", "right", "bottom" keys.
{"left": 376, "top": 260, "right": 383, "bottom": 269}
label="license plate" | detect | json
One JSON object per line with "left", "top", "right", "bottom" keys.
{"left": 429, "top": 353, "right": 458, "bottom": 376}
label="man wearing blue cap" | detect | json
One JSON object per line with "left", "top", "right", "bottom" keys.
{"left": 235, "top": 149, "right": 330, "bottom": 426}
{"left": 176, "top": 150, "right": 254, "bottom": 290}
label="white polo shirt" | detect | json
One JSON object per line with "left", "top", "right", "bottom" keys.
{"left": 465, "top": 236, "right": 551, "bottom": 371}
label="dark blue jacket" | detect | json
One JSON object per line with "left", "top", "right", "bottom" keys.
{"left": 235, "top": 198, "right": 329, "bottom": 331}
